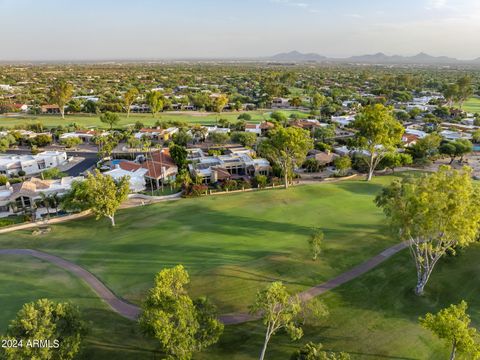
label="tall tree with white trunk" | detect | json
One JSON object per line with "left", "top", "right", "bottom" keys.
{"left": 250, "top": 282, "right": 303, "bottom": 360}
{"left": 84, "top": 169, "right": 130, "bottom": 227}
{"left": 375, "top": 166, "right": 480, "bottom": 295}
{"left": 352, "top": 104, "right": 404, "bottom": 181}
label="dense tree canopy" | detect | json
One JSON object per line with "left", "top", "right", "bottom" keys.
{"left": 375, "top": 166, "right": 480, "bottom": 295}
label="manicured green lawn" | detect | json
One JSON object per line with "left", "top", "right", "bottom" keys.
{"left": 0, "top": 109, "right": 309, "bottom": 129}
{"left": 460, "top": 97, "right": 480, "bottom": 114}
{"left": 0, "top": 178, "right": 395, "bottom": 314}
{"left": 2, "top": 174, "right": 476, "bottom": 359}
{"left": 0, "top": 256, "right": 159, "bottom": 359}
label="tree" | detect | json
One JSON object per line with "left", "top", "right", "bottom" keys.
{"left": 209, "top": 132, "right": 230, "bottom": 145}
{"left": 47, "top": 80, "right": 73, "bottom": 119}
{"left": 259, "top": 127, "right": 313, "bottom": 188}
{"left": 238, "top": 113, "right": 252, "bottom": 121}
{"left": 456, "top": 76, "right": 474, "bottom": 109}
{"left": 308, "top": 228, "right": 323, "bottom": 261}
{"left": 146, "top": 91, "right": 164, "bottom": 117}
{"left": 290, "top": 96, "right": 302, "bottom": 107}
{"left": 60, "top": 136, "right": 82, "bottom": 149}
{"left": 123, "top": 87, "right": 139, "bottom": 118}
{"left": 420, "top": 301, "right": 480, "bottom": 360}
{"left": 41, "top": 167, "right": 66, "bottom": 180}
{"left": 291, "top": 342, "right": 351, "bottom": 360}
{"left": 218, "top": 118, "right": 231, "bottom": 128}
{"left": 379, "top": 152, "right": 413, "bottom": 173}
{"left": 442, "top": 83, "right": 460, "bottom": 107}
{"left": 2, "top": 298, "right": 85, "bottom": 360}
{"left": 61, "top": 180, "right": 91, "bottom": 212}
{"left": 169, "top": 143, "right": 188, "bottom": 170}
{"left": 251, "top": 282, "right": 303, "bottom": 360}
{"left": 314, "top": 125, "right": 336, "bottom": 143}
{"left": 212, "top": 94, "right": 229, "bottom": 113}
{"left": 311, "top": 93, "right": 326, "bottom": 118}
{"left": 472, "top": 130, "right": 480, "bottom": 144}
{"left": 30, "top": 134, "right": 52, "bottom": 147}
{"left": 100, "top": 111, "right": 120, "bottom": 130}
{"left": 94, "top": 134, "right": 118, "bottom": 159}
{"left": 139, "top": 265, "right": 223, "bottom": 360}
{"left": 0, "top": 134, "right": 16, "bottom": 152}
{"left": 352, "top": 104, "right": 404, "bottom": 181}
{"left": 334, "top": 156, "right": 352, "bottom": 176}
{"left": 409, "top": 134, "right": 442, "bottom": 162}
{"left": 231, "top": 131, "right": 258, "bottom": 147}
{"left": 84, "top": 170, "right": 130, "bottom": 226}
{"left": 172, "top": 129, "right": 192, "bottom": 147}
{"left": 176, "top": 168, "right": 193, "bottom": 189}
{"left": 440, "top": 139, "right": 473, "bottom": 164}
{"left": 375, "top": 166, "right": 480, "bottom": 295}
{"left": 270, "top": 111, "right": 288, "bottom": 126}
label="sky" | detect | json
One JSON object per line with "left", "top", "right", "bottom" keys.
{"left": 1, "top": 0, "right": 480, "bottom": 61}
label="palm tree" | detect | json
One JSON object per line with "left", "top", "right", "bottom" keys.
{"left": 50, "top": 193, "right": 60, "bottom": 214}
{"left": 39, "top": 192, "right": 51, "bottom": 218}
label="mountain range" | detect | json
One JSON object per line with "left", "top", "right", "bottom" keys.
{"left": 267, "top": 51, "right": 480, "bottom": 65}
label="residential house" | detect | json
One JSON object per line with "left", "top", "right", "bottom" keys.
{"left": 440, "top": 130, "right": 472, "bottom": 141}
{"left": 104, "top": 166, "right": 148, "bottom": 193}
{"left": 59, "top": 130, "right": 105, "bottom": 143}
{"left": 0, "top": 176, "right": 83, "bottom": 217}
{"left": 188, "top": 148, "right": 270, "bottom": 183}
{"left": 134, "top": 127, "right": 178, "bottom": 142}
{"left": 117, "top": 149, "right": 178, "bottom": 189}
{"left": 290, "top": 119, "right": 322, "bottom": 131}
{"left": 271, "top": 97, "right": 290, "bottom": 108}
{"left": 307, "top": 150, "right": 339, "bottom": 166}
{"left": 402, "top": 134, "right": 420, "bottom": 147}
{"left": 245, "top": 121, "right": 275, "bottom": 136}
{"left": 331, "top": 115, "right": 356, "bottom": 127}
{"left": 0, "top": 151, "right": 68, "bottom": 176}
{"left": 41, "top": 105, "right": 61, "bottom": 114}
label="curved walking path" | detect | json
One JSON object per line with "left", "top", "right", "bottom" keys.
{"left": 0, "top": 241, "right": 408, "bottom": 325}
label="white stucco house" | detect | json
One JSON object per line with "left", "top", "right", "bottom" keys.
{"left": 104, "top": 167, "right": 148, "bottom": 193}
{"left": 0, "top": 151, "right": 68, "bottom": 176}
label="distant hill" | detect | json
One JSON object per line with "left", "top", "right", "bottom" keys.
{"left": 266, "top": 51, "right": 479, "bottom": 65}
{"left": 267, "top": 51, "right": 327, "bottom": 62}
{"left": 345, "top": 52, "right": 459, "bottom": 64}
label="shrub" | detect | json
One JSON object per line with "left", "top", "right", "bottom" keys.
{"left": 222, "top": 179, "right": 238, "bottom": 191}
{"left": 0, "top": 219, "right": 14, "bottom": 227}
{"left": 315, "top": 142, "right": 333, "bottom": 152}
{"left": 252, "top": 174, "right": 268, "bottom": 188}
{"left": 303, "top": 158, "right": 322, "bottom": 173}
{"left": 0, "top": 175, "right": 8, "bottom": 186}
{"left": 237, "top": 113, "right": 252, "bottom": 121}
{"left": 185, "top": 184, "right": 208, "bottom": 197}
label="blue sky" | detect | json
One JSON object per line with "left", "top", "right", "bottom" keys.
{"left": 1, "top": 0, "right": 479, "bottom": 60}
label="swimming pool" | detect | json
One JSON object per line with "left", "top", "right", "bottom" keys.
{"left": 111, "top": 159, "right": 125, "bottom": 166}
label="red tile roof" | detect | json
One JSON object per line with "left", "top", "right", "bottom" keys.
{"left": 118, "top": 150, "right": 177, "bottom": 179}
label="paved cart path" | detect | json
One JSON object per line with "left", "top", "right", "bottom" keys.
{"left": 0, "top": 242, "right": 408, "bottom": 325}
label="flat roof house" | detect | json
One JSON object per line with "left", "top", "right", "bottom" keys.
{"left": 188, "top": 148, "right": 271, "bottom": 183}
{"left": 0, "top": 151, "right": 68, "bottom": 176}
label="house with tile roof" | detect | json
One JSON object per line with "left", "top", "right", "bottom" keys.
{"left": 111, "top": 149, "right": 178, "bottom": 189}
{"left": 0, "top": 176, "right": 83, "bottom": 217}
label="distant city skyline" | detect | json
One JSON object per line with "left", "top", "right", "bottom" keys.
{"left": 1, "top": 0, "right": 480, "bottom": 61}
